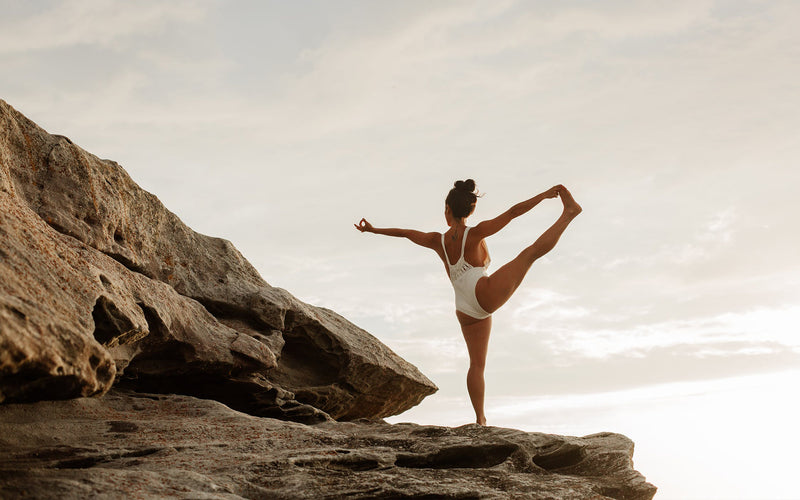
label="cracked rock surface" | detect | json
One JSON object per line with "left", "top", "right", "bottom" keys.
{"left": 0, "top": 390, "right": 657, "bottom": 499}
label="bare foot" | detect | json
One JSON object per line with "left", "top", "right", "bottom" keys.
{"left": 558, "top": 186, "right": 582, "bottom": 218}
{"left": 476, "top": 416, "right": 487, "bottom": 426}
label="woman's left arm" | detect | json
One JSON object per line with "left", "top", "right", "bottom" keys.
{"left": 355, "top": 219, "right": 439, "bottom": 250}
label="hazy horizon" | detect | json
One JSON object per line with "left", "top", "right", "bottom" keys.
{"left": 2, "top": 1, "right": 799, "bottom": 498}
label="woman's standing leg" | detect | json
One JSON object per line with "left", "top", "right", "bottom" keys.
{"left": 477, "top": 187, "right": 582, "bottom": 314}
{"left": 457, "top": 312, "right": 492, "bottom": 425}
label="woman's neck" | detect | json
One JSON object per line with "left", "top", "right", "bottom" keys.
{"left": 449, "top": 218, "right": 466, "bottom": 228}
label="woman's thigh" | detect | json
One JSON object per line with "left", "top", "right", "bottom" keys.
{"left": 475, "top": 256, "right": 532, "bottom": 314}
{"left": 457, "top": 312, "right": 492, "bottom": 366}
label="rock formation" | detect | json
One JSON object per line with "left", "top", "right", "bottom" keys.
{"left": 0, "top": 390, "right": 657, "bottom": 499}
{"left": 0, "top": 99, "right": 656, "bottom": 498}
{"left": 0, "top": 98, "right": 436, "bottom": 421}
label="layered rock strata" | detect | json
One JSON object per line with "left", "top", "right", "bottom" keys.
{"left": 0, "top": 98, "right": 436, "bottom": 421}
{"left": 0, "top": 390, "right": 657, "bottom": 499}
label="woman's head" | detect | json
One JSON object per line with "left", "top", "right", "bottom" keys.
{"left": 445, "top": 179, "right": 479, "bottom": 219}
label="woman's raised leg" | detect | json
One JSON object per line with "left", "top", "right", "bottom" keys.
{"left": 477, "top": 187, "right": 581, "bottom": 314}
{"left": 457, "top": 311, "right": 492, "bottom": 425}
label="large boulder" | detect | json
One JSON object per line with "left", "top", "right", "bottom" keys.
{"left": 0, "top": 98, "right": 436, "bottom": 421}
{"left": 0, "top": 390, "right": 657, "bottom": 499}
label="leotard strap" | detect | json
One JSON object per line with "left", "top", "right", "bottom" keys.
{"left": 442, "top": 227, "right": 471, "bottom": 268}
{"left": 460, "top": 227, "right": 470, "bottom": 261}
{"left": 441, "top": 233, "right": 451, "bottom": 266}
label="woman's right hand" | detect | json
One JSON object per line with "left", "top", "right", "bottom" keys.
{"left": 354, "top": 218, "right": 373, "bottom": 233}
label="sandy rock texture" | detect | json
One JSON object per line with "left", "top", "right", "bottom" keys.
{"left": 0, "top": 390, "right": 656, "bottom": 499}
{"left": 0, "top": 98, "right": 436, "bottom": 421}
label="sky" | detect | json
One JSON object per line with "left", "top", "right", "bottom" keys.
{"left": 2, "top": 1, "right": 799, "bottom": 498}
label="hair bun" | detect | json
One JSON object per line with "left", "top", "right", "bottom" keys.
{"left": 454, "top": 179, "right": 476, "bottom": 192}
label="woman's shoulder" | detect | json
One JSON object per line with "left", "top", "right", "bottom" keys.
{"left": 467, "top": 225, "right": 484, "bottom": 240}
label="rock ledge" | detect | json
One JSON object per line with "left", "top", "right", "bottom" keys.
{"left": 0, "top": 390, "right": 657, "bottom": 499}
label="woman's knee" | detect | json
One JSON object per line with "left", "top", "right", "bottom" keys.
{"left": 468, "top": 361, "right": 486, "bottom": 372}
{"left": 526, "top": 241, "right": 549, "bottom": 262}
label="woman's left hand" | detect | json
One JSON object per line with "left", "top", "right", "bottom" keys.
{"left": 354, "top": 218, "right": 373, "bottom": 233}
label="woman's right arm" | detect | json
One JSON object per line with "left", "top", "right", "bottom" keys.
{"left": 355, "top": 219, "right": 440, "bottom": 250}
{"left": 472, "top": 185, "right": 561, "bottom": 239}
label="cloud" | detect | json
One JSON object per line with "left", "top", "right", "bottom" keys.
{"left": 510, "top": 288, "right": 592, "bottom": 326}
{"left": 703, "top": 207, "right": 736, "bottom": 239}
{"left": 487, "top": 340, "right": 800, "bottom": 398}
{"left": 489, "top": 367, "right": 800, "bottom": 424}
{"left": 0, "top": 0, "right": 208, "bottom": 54}
{"left": 529, "top": 305, "right": 800, "bottom": 360}
{"left": 593, "top": 205, "right": 740, "bottom": 273}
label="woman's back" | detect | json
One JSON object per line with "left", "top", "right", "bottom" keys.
{"left": 441, "top": 226, "right": 490, "bottom": 273}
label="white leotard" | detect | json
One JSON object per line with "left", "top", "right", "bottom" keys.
{"left": 442, "top": 227, "right": 491, "bottom": 320}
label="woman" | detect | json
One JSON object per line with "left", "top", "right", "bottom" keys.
{"left": 355, "top": 180, "right": 581, "bottom": 425}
